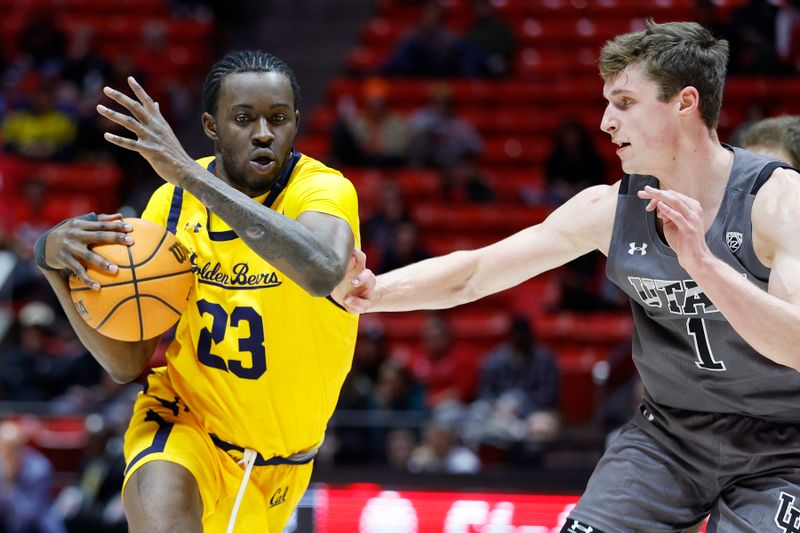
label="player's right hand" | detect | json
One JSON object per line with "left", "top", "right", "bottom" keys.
{"left": 41, "top": 213, "right": 134, "bottom": 290}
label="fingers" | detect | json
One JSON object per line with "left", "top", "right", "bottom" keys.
{"left": 97, "top": 103, "right": 146, "bottom": 138}
{"left": 127, "top": 77, "right": 159, "bottom": 113}
{"left": 102, "top": 131, "right": 141, "bottom": 152}
{"left": 102, "top": 85, "right": 149, "bottom": 124}
{"left": 61, "top": 254, "right": 100, "bottom": 290}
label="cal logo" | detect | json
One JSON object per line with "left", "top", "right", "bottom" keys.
{"left": 270, "top": 486, "right": 288, "bottom": 508}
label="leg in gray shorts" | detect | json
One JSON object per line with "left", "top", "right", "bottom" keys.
{"left": 562, "top": 399, "right": 800, "bottom": 533}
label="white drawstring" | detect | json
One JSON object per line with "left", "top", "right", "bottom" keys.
{"left": 225, "top": 448, "right": 257, "bottom": 533}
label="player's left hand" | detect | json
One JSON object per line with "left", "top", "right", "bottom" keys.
{"left": 638, "top": 185, "right": 711, "bottom": 271}
{"left": 97, "top": 77, "right": 197, "bottom": 186}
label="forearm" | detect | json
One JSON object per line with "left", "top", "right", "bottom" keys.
{"left": 369, "top": 250, "right": 483, "bottom": 312}
{"left": 40, "top": 269, "right": 158, "bottom": 383}
{"left": 178, "top": 168, "right": 346, "bottom": 296}
{"left": 689, "top": 256, "right": 800, "bottom": 369}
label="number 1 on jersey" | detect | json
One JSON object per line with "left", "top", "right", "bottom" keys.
{"left": 687, "top": 317, "right": 726, "bottom": 371}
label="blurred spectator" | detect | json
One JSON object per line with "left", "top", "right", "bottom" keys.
{"left": 17, "top": 12, "right": 67, "bottom": 74}
{"left": 776, "top": 0, "right": 800, "bottom": 71}
{"left": 728, "top": 102, "right": 771, "bottom": 146}
{"left": 440, "top": 158, "right": 495, "bottom": 204}
{"left": 381, "top": 1, "right": 477, "bottom": 77}
{"left": 330, "top": 78, "right": 411, "bottom": 167}
{"left": 462, "top": 0, "right": 516, "bottom": 77}
{"left": 0, "top": 175, "right": 60, "bottom": 256}
{"left": 544, "top": 119, "right": 606, "bottom": 205}
{"left": 408, "top": 422, "right": 480, "bottom": 474}
{"left": 462, "top": 317, "right": 560, "bottom": 462}
{"left": 0, "top": 301, "right": 101, "bottom": 402}
{"left": 741, "top": 115, "right": 800, "bottom": 166}
{"left": 406, "top": 313, "right": 479, "bottom": 411}
{"left": 0, "top": 420, "right": 66, "bottom": 533}
{"left": 408, "top": 83, "right": 483, "bottom": 168}
{"left": 363, "top": 182, "right": 414, "bottom": 260}
{"left": 727, "top": 0, "right": 783, "bottom": 74}
{"left": 693, "top": 0, "right": 730, "bottom": 41}
{"left": 379, "top": 221, "right": 431, "bottom": 273}
{"left": 2, "top": 84, "right": 78, "bottom": 161}
{"left": 54, "top": 413, "right": 128, "bottom": 533}
{"left": 372, "top": 359, "right": 426, "bottom": 413}
{"left": 385, "top": 428, "right": 417, "bottom": 471}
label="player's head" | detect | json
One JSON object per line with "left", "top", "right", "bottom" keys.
{"left": 598, "top": 21, "right": 728, "bottom": 173}
{"left": 741, "top": 115, "right": 800, "bottom": 167}
{"left": 200, "top": 50, "right": 302, "bottom": 196}
{"left": 599, "top": 21, "right": 727, "bottom": 129}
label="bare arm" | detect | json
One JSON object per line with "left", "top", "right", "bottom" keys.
{"left": 38, "top": 215, "right": 159, "bottom": 383}
{"left": 640, "top": 169, "right": 800, "bottom": 370}
{"left": 364, "top": 183, "right": 619, "bottom": 312}
{"left": 97, "top": 78, "right": 353, "bottom": 296}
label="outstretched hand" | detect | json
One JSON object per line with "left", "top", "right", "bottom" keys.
{"left": 330, "top": 249, "right": 376, "bottom": 314}
{"left": 97, "top": 77, "right": 197, "bottom": 186}
{"left": 637, "top": 185, "right": 710, "bottom": 271}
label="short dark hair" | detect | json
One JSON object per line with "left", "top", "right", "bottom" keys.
{"left": 598, "top": 20, "right": 729, "bottom": 129}
{"left": 200, "top": 50, "right": 302, "bottom": 116}
{"left": 741, "top": 115, "right": 800, "bottom": 167}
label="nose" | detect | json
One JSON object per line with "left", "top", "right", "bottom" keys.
{"left": 252, "top": 117, "right": 273, "bottom": 145}
{"left": 600, "top": 104, "right": 618, "bottom": 135}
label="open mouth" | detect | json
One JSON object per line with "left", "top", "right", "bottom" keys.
{"left": 616, "top": 142, "right": 631, "bottom": 155}
{"left": 250, "top": 157, "right": 275, "bottom": 173}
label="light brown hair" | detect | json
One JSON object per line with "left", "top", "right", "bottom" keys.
{"left": 599, "top": 20, "right": 729, "bottom": 129}
{"left": 741, "top": 115, "right": 800, "bottom": 167}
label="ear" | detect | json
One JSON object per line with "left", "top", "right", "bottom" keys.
{"left": 202, "top": 112, "right": 218, "bottom": 141}
{"left": 677, "top": 86, "right": 700, "bottom": 118}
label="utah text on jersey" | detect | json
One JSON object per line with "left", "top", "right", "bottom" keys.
{"left": 627, "top": 277, "right": 719, "bottom": 316}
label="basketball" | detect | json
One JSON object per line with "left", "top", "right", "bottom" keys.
{"left": 69, "top": 218, "right": 194, "bottom": 341}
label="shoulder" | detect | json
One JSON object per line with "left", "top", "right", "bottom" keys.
{"left": 753, "top": 167, "right": 800, "bottom": 225}
{"left": 752, "top": 167, "right": 800, "bottom": 262}
{"left": 288, "top": 155, "right": 357, "bottom": 196}
{"left": 544, "top": 181, "right": 620, "bottom": 254}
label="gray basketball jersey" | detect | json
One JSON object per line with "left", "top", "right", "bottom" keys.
{"left": 606, "top": 146, "right": 800, "bottom": 422}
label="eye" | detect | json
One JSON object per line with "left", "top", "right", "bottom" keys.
{"left": 617, "top": 98, "right": 632, "bottom": 109}
{"left": 271, "top": 114, "right": 287, "bottom": 123}
{"left": 234, "top": 114, "right": 251, "bottom": 124}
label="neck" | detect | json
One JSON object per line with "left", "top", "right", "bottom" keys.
{"left": 653, "top": 128, "right": 733, "bottom": 209}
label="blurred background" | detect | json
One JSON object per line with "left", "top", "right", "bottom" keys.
{"left": 0, "top": 0, "right": 798, "bottom": 531}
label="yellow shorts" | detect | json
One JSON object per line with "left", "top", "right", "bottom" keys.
{"left": 122, "top": 369, "right": 314, "bottom": 532}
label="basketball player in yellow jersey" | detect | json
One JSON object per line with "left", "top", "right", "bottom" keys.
{"left": 33, "top": 51, "right": 364, "bottom": 532}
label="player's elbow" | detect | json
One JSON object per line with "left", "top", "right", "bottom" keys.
{"left": 107, "top": 366, "right": 142, "bottom": 384}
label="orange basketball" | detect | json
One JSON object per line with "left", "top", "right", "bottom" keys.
{"left": 69, "top": 218, "right": 194, "bottom": 341}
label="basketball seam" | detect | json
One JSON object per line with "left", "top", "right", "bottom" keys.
{"left": 131, "top": 229, "right": 170, "bottom": 268}
{"left": 94, "top": 296, "right": 183, "bottom": 335}
{"left": 127, "top": 242, "right": 144, "bottom": 341}
{"left": 70, "top": 269, "right": 194, "bottom": 292}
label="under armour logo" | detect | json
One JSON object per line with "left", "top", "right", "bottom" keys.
{"left": 270, "top": 486, "right": 288, "bottom": 508}
{"left": 566, "top": 519, "right": 596, "bottom": 533}
{"left": 726, "top": 232, "right": 743, "bottom": 253}
{"left": 628, "top": 242, "right": 648, "bottom": 255}
{"left": 184, "top": 221, "right": 203, "bottom": 233}
{"left": 776, "top": 492, "right": 800, "bottom": 533}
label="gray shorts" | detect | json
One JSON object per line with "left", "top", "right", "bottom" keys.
{"left": 567, "top": 398, "right": 800, "bottom": 533}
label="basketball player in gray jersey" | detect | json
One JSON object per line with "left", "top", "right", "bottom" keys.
{"left": 342, "top": 20, "right": 800, "bottom": 533}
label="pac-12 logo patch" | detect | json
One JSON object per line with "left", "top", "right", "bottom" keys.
{"left": 726, "top": 231, "right": 743, "bottom": 253}
{"left": 775, "top": 491, "right": 800, "bottom": 533}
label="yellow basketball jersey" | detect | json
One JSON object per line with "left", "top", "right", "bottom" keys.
{"left": 141, "top": 152, "right": 360, "bottom": 459}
